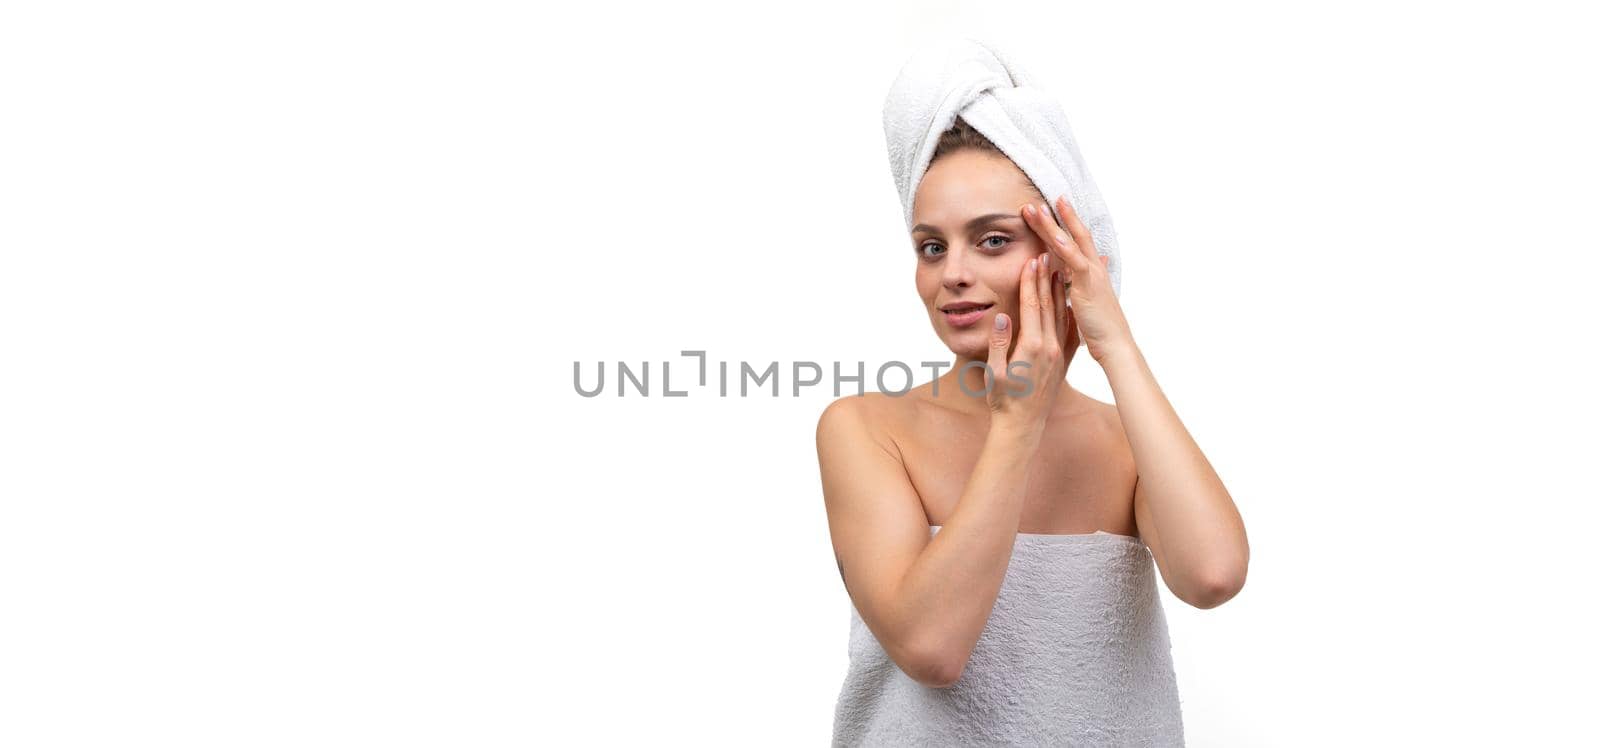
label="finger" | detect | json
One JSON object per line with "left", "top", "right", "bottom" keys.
{"left": 1052, "top": 270, "right": 1068, "bottom": 351}
{"left": 987, "top": 311, "right": 1012, "bottom": 394}
{"left": 1036, "top": 253, "right": 1056, "bottom": 348}
{"left": 1027, "top": 201, "right": 1090, "bottom": 273}
{"left": 1056, "top": 195, "right": 1099, "bottom": 266}
{"left": 1017, "top": 256, "right": 1043, "bottom": 347}
{"left": 1064, "top": 304, "right": 1081, "bottom": 352}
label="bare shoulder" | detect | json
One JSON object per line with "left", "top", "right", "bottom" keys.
{"left": 816, "top": 391, "right": 881, "bottom": 429}
{"left": 1086, "top": 394, "right": 1121, "bottom": 428}
{"left": 1076, "top": 393, "right": 1134, "bottom": 457}
{"left": 816, "top": 390, "right": 920, "bottom": 458}
{"left": 816, "top": 391, "right": 894, "bottom": 442}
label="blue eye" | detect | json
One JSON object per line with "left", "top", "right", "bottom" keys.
{"left": 918, "top": 235, "right": 1010, "bottom": 260}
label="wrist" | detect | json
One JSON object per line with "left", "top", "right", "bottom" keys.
{"left": 987, "top": 414, "right": 1046, "bottom": 445}
{"left": 1095, "top": 338, "right": 1143, "bottom": 370}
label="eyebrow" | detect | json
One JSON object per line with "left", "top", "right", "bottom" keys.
{"left": 911, "top": 212, "right": 1022, "bottom": 236}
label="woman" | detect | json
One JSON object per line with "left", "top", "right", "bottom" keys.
{"left": 819, "top": 43, "right": 1249, "bottom": 746}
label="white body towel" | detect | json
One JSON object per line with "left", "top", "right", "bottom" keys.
{"left": 882, "top": 37, "right": 1123, "bottom": 297}
{"left": 831, "top": 525, "right": 1185, "bottom": 746}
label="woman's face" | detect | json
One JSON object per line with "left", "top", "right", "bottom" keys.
{"left": 910, "top": 148, "right": 1060, "bottom": 359}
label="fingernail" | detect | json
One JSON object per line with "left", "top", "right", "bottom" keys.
{"left": 1022, "top": 204, "right": 1034, "bottom": 217}
{"left": 995, "top": 314, "right": 1008, "bottom": 331}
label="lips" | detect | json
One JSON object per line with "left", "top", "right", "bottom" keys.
{"left": 940, "top": 302, "right": 994, "bottom": 328}
{"left": 939, "top": 302, "right": 994, "bottom": 313}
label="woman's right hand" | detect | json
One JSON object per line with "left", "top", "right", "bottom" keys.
{"left": 984, "top": 253, "right": 1070, "bottom": 433}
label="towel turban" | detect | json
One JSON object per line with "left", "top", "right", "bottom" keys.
{"left": 882, "top": 37, "right": 1122, "bottom": 296}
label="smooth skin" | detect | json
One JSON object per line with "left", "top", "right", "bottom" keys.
{"left": 816, "top": 148, "right": 1249, "bottom": 688}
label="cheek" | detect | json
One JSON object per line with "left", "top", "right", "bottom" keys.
{"left": 914, "top": 267, "right": 939, "bottom": 300}
{"left": 984, "top": 266, "right": 1024, "bottom": 302}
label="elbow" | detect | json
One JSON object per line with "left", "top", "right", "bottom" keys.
{"left": 914, "top": 656, "right": 967, "bottom": 689}
{"left": 903, "top": 637, "right": 970, "bottom": 689}
{"left": 1184, "top": 563, "right": 1247, "bottom": 610}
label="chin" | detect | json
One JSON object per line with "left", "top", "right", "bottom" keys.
{"left": 936, "top": 327, "right": 991, "bottom": 358}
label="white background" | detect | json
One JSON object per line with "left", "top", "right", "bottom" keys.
{"left": 3, "top": 1, "right": 1597, "bottom": 745}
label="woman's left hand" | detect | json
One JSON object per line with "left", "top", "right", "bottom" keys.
{"left": 1022, "top": 195, "right": 1136, "bottom": 364}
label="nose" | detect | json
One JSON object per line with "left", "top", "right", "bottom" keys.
{"left": 941, "top": 246, "right": 975, "bottom": 291}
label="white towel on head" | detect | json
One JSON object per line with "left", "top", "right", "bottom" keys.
{"left": 882, "top": 37, "right": 1122, "bottom": 297}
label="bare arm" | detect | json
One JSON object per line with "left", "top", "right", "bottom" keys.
{"left": 818, "top": 252, "right": 1067, "bottom": 688}
{"left": 1021, "top": 194, "right": 1249, "bottom": 610}
{"left": 818, "top": 397, "right": 1043, "bottom": 688}
{"left": 1106, "top": 343, "right": 1249, "bottom": 609}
